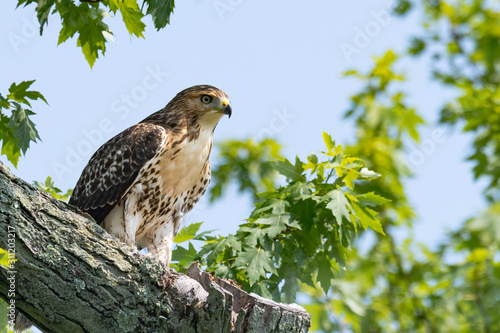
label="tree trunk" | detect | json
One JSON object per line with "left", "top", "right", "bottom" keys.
{"left": 0, "top": 162, "right": 310, "bottom": 333}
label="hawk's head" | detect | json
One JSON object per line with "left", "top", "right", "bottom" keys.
{"left": 143, "top": 85, "right": 231, "bottom": 135}
{"left": 172, "top": 85, "right": 231, "bottom": 124}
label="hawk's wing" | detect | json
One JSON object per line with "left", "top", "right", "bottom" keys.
{"left": 69, "top": 123, "right": 167, "bottom": 224}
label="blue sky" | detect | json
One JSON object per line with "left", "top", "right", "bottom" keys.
{"left": 1, "top": 0, "right": 486, "bottom": 251}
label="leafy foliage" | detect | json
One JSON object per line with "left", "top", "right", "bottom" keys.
{"left": 294, "top": 50, "right": 428, "bottom": 332}
{"left": 300, "top": 1, "right": 500, "bottom": 331}
{"left": 0, "top": 81, "right": 47, "bottom": 167}
{"left": 171, "top": 222, "right": 215, "bottom": 270}
{"left": 17, "top": 0, "right": 175, "bottom": 67}
{"left": 209, "top": 138, "right": 282, "bottom": 202}
{"left": 394, "top": 0, "right": 500, "bottom": 200}
{"left": 196, "top": 37, "right": 499, "bottom": 331}
{"left": 343, "top": 50, "right": 422, "bottom": 226}
{"left": 304, "top": 204, "right": 500, "bottom": 333}
{"left": 33, "top": 176, "right": 73, "bottom": 202}
{"left": 172, "top": 133, "right": 387, "bottom": 302}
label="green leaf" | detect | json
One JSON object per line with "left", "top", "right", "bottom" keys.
{"left": 314, "top": 252, "right": 337, "bottom": 295}
{"left": 214, "top": 265, "right": 230, "bottom": 278}
{"left": 171, "top": 242, "right": 198, "bottom": 267}
{"left": 144, "top": 0, "right": 175, "bottom": 30}
{"left": 340, "top": 156, "right": 364, "bottom": 169}
{"left": 200, "top": 235, "right": 241, "bottom": 265}
{"left": 274, "top": 158, "right": 303, "bottom": 181}
{"left": 109, "top": 0, "right": 145, "bottom": 37}
{"left": 326, "top": 189, "right": 352, "bottom": 225}
{"left": 30, "top": 0, "right": 55, "bottom": 33}
{"left": 202, "top": 238, "right": 229, "bottom": 265}
{"left": 393, "top": 0, "right": 412, "bottom": 15}
{"left": 7, "top": 80, "right": 48, "bottom": 106}
{"left": 350, "top": 201, "right": 384, "bottom": 234}
{"left": 192, "top": 229, "right": 216, "bottom": 241}
{"left": 239, "top": 226, "right": 267, "bottom": 246}
{"left": 234, "top": 247, "right": 277, "bottom": 286}
{"left": 287, "top": 180, "right": 313, "bottom": 199}
{"left": 322, "top": 131, "right": 335, "bottom": 153}
{"left": 76, "top": 7, "right": 109, "bottom": 68}
{"left": 281, "top": 266, "right": 300, "bottom": 303}
{"left": 305, "top": 153, "right": 318, "bottom": 172}
{"left": 333, "top": 144, "right": 343, "bottom": 156}
{"left": 256, "top": 213, "right": 291, "bottom": 239}
{"left": 252, "top": 198, "right": 288, "bottom": 216}
{"left": 466, "top": 248, "right": 490, "bottom": 262}
{"left": 33, "top": 176, "right": 73, "bottom": 202}
{"left": 58, "top": 3, "right": 85, "bottom": 45}
{"left": 252, "top": 280, "right": 276, "bottom": 300}
{"left": 342, "top": 170, "right": 358, "bottom": 190}
{"left": 399, "top": 108, "right": 425, "bottom": 142}
{"left": 174, "top": 222, "right": 203, "bottom": 243}
{"left": 8, "top": 103, "right": 40, "bottom": 154}
{"left": 408, "top": 37, "right": 426, "bottom": 55}
{"left": 0, "top": 115, "right": 21, "bottom": 167}
{"left": 0, "top": 139, "right": 21, "bottom": 168}
{"left": 0, "top": 95, "right": 9, "bottom": 109}
{"left": 355, "top": 192, "right": 391, "bottom": 207}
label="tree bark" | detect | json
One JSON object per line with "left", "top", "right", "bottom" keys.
{"left": 0, "top": 162, "right": 311, "bottom": 333}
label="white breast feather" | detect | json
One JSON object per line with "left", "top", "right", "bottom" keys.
{"left": 160, "top": 126, "right": 213, "bottom": 196}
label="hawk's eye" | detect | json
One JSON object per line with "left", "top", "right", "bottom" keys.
{"left": 200, "top": 95, "right": 213, "bottom": 104}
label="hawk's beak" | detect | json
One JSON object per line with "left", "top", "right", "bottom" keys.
{"left": 222, "top": 100, "right": 232, "bottom": 118}
{"left": 223, "top": 105, "right": 232, "bottom": 118}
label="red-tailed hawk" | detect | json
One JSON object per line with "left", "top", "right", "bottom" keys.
{"left": 69, "top": 85, "right": 231, "bottom": 266}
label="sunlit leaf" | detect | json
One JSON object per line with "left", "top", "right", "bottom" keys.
{"left": 174, "top": 222, "right": 203, "bottom": 243}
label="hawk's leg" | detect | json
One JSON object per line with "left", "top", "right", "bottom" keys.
{"left": 143, "top": 213, "right": 182, "bottom": 267}
{"left": 122, "top": 185, "right": 146, "bottom": 248}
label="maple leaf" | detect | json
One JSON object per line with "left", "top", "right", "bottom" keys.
{"left": 174, "top": 222, "right": 203, "bottom": 243}
{"left": 326, "top": 189, "right": 352, "bottom": 225}
{"left": 144, "top": 0, "right": 175, "bottom": 30}
{"left": 235, "top": 247, "right": 277, "bottom": 286}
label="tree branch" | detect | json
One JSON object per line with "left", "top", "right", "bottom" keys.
{"left": 0, "top": 162, "right": 310, "bottom": 333}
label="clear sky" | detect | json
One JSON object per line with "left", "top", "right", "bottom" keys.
{"left": 1, "top": 0, "right": 487, "bottom": 252}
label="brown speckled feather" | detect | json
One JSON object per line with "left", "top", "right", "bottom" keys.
{"left": 68, "top": 123, "right": 167, "bottom": 223}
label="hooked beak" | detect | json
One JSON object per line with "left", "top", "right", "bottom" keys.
{"left": 222, "top": 100, "right": 232, "bottom": 118}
